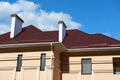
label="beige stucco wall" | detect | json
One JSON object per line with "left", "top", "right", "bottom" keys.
{"left": 61, "top": 52, "right": 120, "bottom": 80}
{"left": 53, "top": 46, "right": 62, "bottom": 80}
{"left": 0, "top": 50, "right": 53, "bottom": 80}
{"left": 0, "top": 45, "right": 120, "bottom": 80}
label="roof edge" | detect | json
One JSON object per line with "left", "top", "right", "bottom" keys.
{"left": 67, "top": 47, "right": 120, "bottom": 52}
{"left": 0, "top": 42, "right": 60, "bottom": 48}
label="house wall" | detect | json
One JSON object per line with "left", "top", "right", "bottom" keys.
{"left": 53, "top": 46, "right": 62, "bottom": 80}
{"left": 1, "top": 45, "right": 120, "bottom": 80}
{"left": 61, "top": 51, "right": 120, "bottom": 80}
{"left": 0, "top": 50, "right": 53, "bottom": 80}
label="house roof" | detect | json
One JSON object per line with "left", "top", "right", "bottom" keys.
{"left": 0, "top": 25, "right": 120, "bottom": 49}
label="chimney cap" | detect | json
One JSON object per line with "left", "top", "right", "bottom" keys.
{"left": 11, "top": 14, "right": 24, "bottom": 23}
{"left": 58, "top": 21, "right": 67, "bottom": 28}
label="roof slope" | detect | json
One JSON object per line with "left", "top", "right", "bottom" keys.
{"left": 64, "top": 31, "right": 120, "bottom": 48}
{"left": 0, "top": 25, "right": 120, "bottom": 49}
{"left": 0, "top": 25, "right": 56, "bottom": 44}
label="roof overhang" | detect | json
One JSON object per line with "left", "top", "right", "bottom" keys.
{"left": 0, "top": 42, "right": 53, "bottom": 48}
{"left": 0, "top": 42, "right": 67, "bottom": 53}
{"left": 67, "top": 47, "right": 120, "bottom": 52}
{"left": 0, "top": 42, "right": 120, "bottom": 54}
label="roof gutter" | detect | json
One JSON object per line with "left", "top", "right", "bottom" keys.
{"left": 1, "top": 42, "right": 120, "bottom": 52}
{"left": 0, "top": 42, "right": 61, "bottom": 48}
{"left": 67, "top": 47, "right": 120, "bottom": 52}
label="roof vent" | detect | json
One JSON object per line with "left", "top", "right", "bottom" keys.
{"left": 10, "top": 14, "right": 24, "bottom": 38}
{"left": 58, "top": 21, "right": 67, "bottom": 42}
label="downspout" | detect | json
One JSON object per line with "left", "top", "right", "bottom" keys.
{"left": 50, "top": 43, "right": 54, "bottom": 80}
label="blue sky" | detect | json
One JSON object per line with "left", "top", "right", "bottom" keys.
{"left": 0, "top": 0, "right": 120, "bottom": 40}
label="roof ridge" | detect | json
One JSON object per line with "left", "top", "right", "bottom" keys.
{"left": 23, "top": 25, "right": 42, "bottom": 31}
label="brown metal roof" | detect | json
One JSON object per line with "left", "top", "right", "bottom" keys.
{"left": 0, "top": 25, "right": 120, "bottom": 49}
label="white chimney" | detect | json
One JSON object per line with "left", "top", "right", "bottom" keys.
{"left": 10, "top": 14, "right": 24, "bottom": 38}
{"left": 58, "top": 21, "right": 67, "bottom": 42}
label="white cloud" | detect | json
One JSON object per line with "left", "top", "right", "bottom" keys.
{"left": 0, "top": 0, "right": 81, "bottom": 34}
